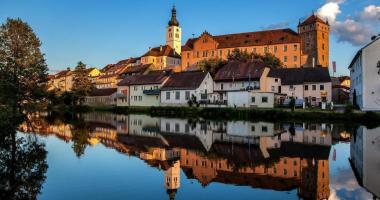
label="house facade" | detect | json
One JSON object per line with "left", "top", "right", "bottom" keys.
{"left": 85, "top": 88, "right": 117, "bottom": 106}
{"left": 213, "top": 60, "right": 271, "bottom": 104}
{"left": 267, "top": 67, "right": 332, "bottom": 106}
{"left": 160, "top": 71, "right": 213, "bottom": 106}
{"left": 117, "top": 70, "right": 170, "bottom": 107}
{"left": 349, "top": 37, "right": 380, "bottom": 111}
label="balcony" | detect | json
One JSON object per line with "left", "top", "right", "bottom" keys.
{"left": 143, "top": 89, "right": 160, "bottom": 95}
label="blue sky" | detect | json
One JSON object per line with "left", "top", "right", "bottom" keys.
{"left": 1, "top": 0, "right": 379, "bottom": 75}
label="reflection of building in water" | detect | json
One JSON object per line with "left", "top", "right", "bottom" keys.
{"left": 350, "top": 126, "right": 380, "bottom": 199}
{"left": 22, "top": 113, "right": 336, "bottom": 200}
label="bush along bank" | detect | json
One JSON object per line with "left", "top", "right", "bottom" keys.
{"left": 84, "top": 106, "right": 380, "bottom": 127}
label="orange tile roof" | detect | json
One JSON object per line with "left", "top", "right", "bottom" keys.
{"left": 182, "top": 29, "right": 301, "bottom": 51}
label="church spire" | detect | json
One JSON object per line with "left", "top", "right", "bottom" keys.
{"left": 168, "top": 5, "right": 179, "bottom": 26}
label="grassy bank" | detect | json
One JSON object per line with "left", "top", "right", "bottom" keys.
{"left": 82, "top": 105, "right": 380, "bottom": 127}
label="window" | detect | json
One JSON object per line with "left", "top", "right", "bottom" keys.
{"left": 274, "top": 46, "right": 277, "bottom": 53}
{"left": 166, "top": 123, "right": 170, "bottom": 131}
{"left": 322, "top": 43, "right": 325, "bottom": 50}
{"left": 219, "top": 50, "right": 222, "bottom": 56}
{"left": 312, "top": 85, "right": 316, "bottom": 90}
{"left": 187, "top": 52, "right": 190, "bottom": 58}
{"left": 166, "top": 92, "right": 170, "bottom": 100}
{"left": 293, "top": 56, "right": 297, "bottom": 62}
{"left": 320, "top": 85, "right": 324, "bottom": 90}
{"left": 271, "top": 86, "right": 275, "bottom": 92}
{"left": 175, "top": 123, "right": 179, "bottom": 132}
{"left": 284, "top": 45, "right": 288, "bottom": 52}
{"left": 320, "top": 137, "right": 324, "bottom": 144}
{"left": 293, "top": 44, "right": 298, "bottom": 51}
{"left": 305, "top": 85, "right": 308, "bottom": 90}
{"left": 264, "top": 46, "right": 268, "bottom": 53}
{"left": 284, "top": 56, "right": 288, "bottom": 62}
{"left": 253, "top": 48, "right": 256, "bottom": 53}
{"left": 290, "top": 85, "right": 294, "bottom": 90}
{"left": 211, "top": 50, "right": 214, "bottom": 57}
{"left": 262, "top": 96, "right": 268, "bottom": 103}
{"left": 251, "top": 126, "right": 255, "bottom": 132}
{"left": 185, "top": 91, "right": 190, "bottom": 100}
{"left": 175, "top": 91, "right": 180, "bottom": 100}
{"left": 221, "top": 84, "right": 224, "bottom": 90}
{"left": 185, "top": 124, "right": 190, "bottom": 133}
{"left": 251, "top": 97, "right": 255, "bottom": 103}
{"left": 203, "top": 50, "right": 208, "bottom": 57}
{"left": 196, "top": 51, "right": 199, "bottom": 58}
{"left": 262, "top": 126, "right": 268, "bottom": 132}
{"left": 275, "top": 78, "right": 278, "bottom": 83}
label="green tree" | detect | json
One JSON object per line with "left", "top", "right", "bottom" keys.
{"left": 0, "top": 18, "right": 48, "bottom": 113}
{"left": 227, "top": 48, "right": 251, "bottom": 61}
{"left": 72, "top": 61, "right": 92, "bottom": 105}
{"left": 197, "top": 58, "right": 227, "bottom": 76}
{"left": 70, "top": 117, "right": 91, "bottom": 158}
{"left": 253, "top": 53, "right": 283, "bottom": 69}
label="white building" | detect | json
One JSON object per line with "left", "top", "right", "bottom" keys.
{"left": 213, "top": 60, "right": 271, "bottom": 103}
{"left": 348, "top": 37, "right": 380, "bottom": 111}
{"left": 266, "top": 67, "right": 332, "bottom": 106}
{"left": 227, "top": 91, "right": 275, "bottom": 108}
{"left": 85, "top": 88, "right": 117, "bottom": 106}
{"left": 116, "top": 70, "right": 170, "bottom": 107}
{"left": 160, "top": 71, "right": 214, "bottom": 106}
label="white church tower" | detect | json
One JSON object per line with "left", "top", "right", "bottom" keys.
{"left": 166, "top": 5, "right": 181, "bottom": 55}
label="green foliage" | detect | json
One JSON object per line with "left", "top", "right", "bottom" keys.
{"left": 72, "top": 61, "right": 93, "bottom": 105}
{"left": 197, "top": 58, "right": 227, "bottom": 76}
{"left": 344, "top": 103, "right": 354, "bottom": 115}
{"left": 226, "top": 49, "right": 283, "bottom": 69}
{"left": 0, "top": 18, "right": 48, "bottom": 113}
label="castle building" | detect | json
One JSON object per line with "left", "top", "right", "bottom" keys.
{"left": 298, "top": 14, "right": 330, "bottom": 68}
{"left": 181, "top": 14, "right": 329, "bottom": 70}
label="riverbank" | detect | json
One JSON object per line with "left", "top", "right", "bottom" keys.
{"left": 78, "top": 105, "right": 380, "bottom": 127}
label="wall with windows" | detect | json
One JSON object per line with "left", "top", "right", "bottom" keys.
{"left": 160, "top": 74, "right": 214, "bottom": 106}
{"left": 181, "top": 35, "right": 304, "bottom": 70}
{"left": 129, "top": 83, "right": 164, "bottom": 107}
{"left": 227, "top": 91, "right": 274, "bottom": 108}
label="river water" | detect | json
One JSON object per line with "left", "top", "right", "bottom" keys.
{"left": 2, "top": 112, "right": 380, "bottom": 200}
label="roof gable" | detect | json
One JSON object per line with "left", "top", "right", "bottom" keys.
{"left": 268, "top": 67, "right": 331, "bottom": 85}
{"left": 161, "top": 71, "right": 209, "bottom": 90}
{"left": 214, "top": 60, "right": 266, "bottom": 82}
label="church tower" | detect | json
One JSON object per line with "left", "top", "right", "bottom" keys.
{"left": 166, "top": 5, "right": 182, "bottom": 55}
{"left": 298, "top": 14, "right": 330, "bottom": 67}
{"left": 164, "top": 160, "right": 180, "bottom": 200}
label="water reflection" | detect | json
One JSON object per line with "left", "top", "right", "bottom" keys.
{"left": 0, "top": 114, "right": 48, "bottom": 200}
{"left": 350, "top": 126, "right": 380, "bottom": 199}
{"left": 15, "top": 112, "right": 379, "bottom": 200}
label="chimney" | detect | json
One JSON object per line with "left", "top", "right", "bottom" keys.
{"left": 149, "top": 47, "right": 151, "bottom": 51}
{"left": 67, "top": 67, "right": 71, "bottom": 71}
{"left": 160, "top": 45, "right": 163, "bottom": 51}
{"left": 312, "top": 57, "right": 315, "bottom": 68}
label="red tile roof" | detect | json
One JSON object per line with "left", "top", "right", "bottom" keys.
{"left": 161, "top": 71, "right": 208, "bottom": 90}
{"left": 182, "top": 29, "right": 301, "bottom": 51}
{"left": 89, "top": 88, "right": 117, "bottom": 97}
{"left": 119, "top": 64, "right": 151, "bottom": 76}
{"left": 214, "top": 60, "right": 266, "bottom": 82}
{"left": 117, "top": 70, "right": 170, "bottom": 86}
{"left": 142, "top": 45, "right": 181, "bottom": 58}
{"left": 299, "top": 14, "right": 328, "bottom": 27}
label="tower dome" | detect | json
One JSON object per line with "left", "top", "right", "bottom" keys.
{"left": 168, "top": 5, "right": 179, "bottom": 26}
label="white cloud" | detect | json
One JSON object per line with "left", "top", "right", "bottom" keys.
{"left": 318, "top": 2, "right": 341, "bottom": 22}
{"left": 317, "top": 2, "right": 380, "bottom": 46}
{"left": 359, "top": 5, "right": 380, "bottom": 22}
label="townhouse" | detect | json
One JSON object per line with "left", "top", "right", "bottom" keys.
{"left": 348, "top": 37, "right": 380, "bottom": 111}
{"left": 266, "top": 67, "right": 332, "bottom": 106}
{"left": 160, "top": 71, "right": 213, "bottom": 106}
{"left": 116, "top": 70, "right": 171, "bottom": 107}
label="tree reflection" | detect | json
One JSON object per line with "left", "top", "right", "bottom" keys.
{"left": 0, "top": 109, "right": 48, "bottom": 200}
{"left": 71, "top": 115, "right": 91, "bottom": 158}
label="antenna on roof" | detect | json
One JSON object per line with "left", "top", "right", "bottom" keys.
{"left": 192, "top": 33, "right": 195, "bottom": 38}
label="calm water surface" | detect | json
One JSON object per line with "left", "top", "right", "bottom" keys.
{"left": 4, "top": 112, "right": 380, "bottom": 200}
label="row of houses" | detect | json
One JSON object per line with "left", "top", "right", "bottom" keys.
{"left": 85, "top": 60, "right": 332, "bottom": 108}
